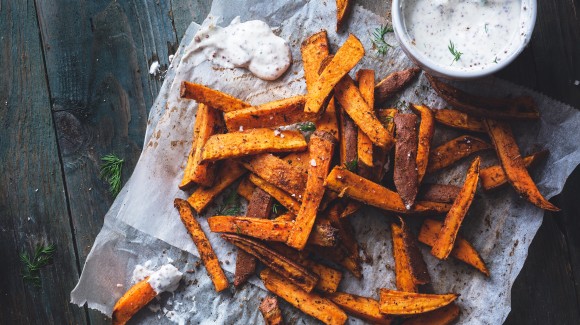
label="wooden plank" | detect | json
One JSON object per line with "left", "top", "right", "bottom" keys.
{"left": 0, "top": 0, "right": 87, "bottom": 324}
{"left": 170, "top": 0, "right": 212, "bottom": 40}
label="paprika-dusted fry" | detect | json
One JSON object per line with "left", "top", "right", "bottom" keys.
{"left": 411, "top": 104, "right": 435, "bottom": 183}
{"left": 260, "top": 269, "right": 348, "bottom": 325}
{"left": 287, "top": 131, "right": 336, "bottom": 250}
{"left": 242, "top": 153, "right": 307, "bottom": 198}
{"left": 308, "top": 217, "right": 340, "bottom": 247}
{"left": 224, "top": 95, "right": 307, "bottom": 131}
{"left": 426, "top": 74, "right": 539, "bottom": 120}
{"left": 187, "top": 161, "right": 246, "bottom": 213}
{"left": 208, "top": 216, "right": 293, "bottom": 242}
{"left": 484, "top": 118, "right": 559, "bottom": 211}
{"left": 418, "top": 184, "right": 461, "bottom": 203}
{"left": 222, "top": 234, "right": 319, "bottom": 293}
{"left": 305, "top": 34, "right": 365, "bottom": 115}
{"left": 338, "top": 103, "right": 358, "bottom": 167}
{"left": 431, "top": 157, "right": 481, "bottom": 260}
{"left": 335, "top": 75, "right": 393, "bottom": 148}
{"left": 174, "top": 199, "right": 229, "bottom": 292}
{"left": 392, "top": 218, "right": 430, "bottom": 292}
{"left": 326, "top": 292, "right": 393, "bottom": 325}
{"left": 375, "top": 67, "right": 421, "bottom": 104}
{"left": 201, "top": 128, "right": 307, "bottom": 162}
{"left": 419, "top": 219, "right": 489, "bottom": 276}
{"left": 394, "top": 113, "right": 419, "bottom": 209}
{"left": 326, "top": 202, "right": 362, "bottom": 273}
{"left": 336, "top": 0, "right": 351, "bottom": 31}
{"left": 378, "top": 289, "right": 458, "bottom": 315}
{"left": 284, "top": 151, "right": 311, "bottom": 174}
{"left": 180, "top": 81, "right": 251, "bottom": 112}
{"left": 356, "top": 69, "right": 376, "bottom": 176}
{"left": 480, "top": 150, "right": 548, "bottom": 191}
{"left": 249, "top": 174, "right": 302, "bottom": 215}
{"left": 403, "top": 304, "right": 460, "bottom": 325}
{"left": 112, "top": 278, "right": 157, "bottom": 325}
{"left": 237, "top": 176, "right": 257, "bottom": 201}
{"left": 260, "top": 296, "right": 284, "bottom": 325}
{"left": 180, "top": 104, "right": 223, "bottom": 189}
{"left": 433, "top": 108, "right": 486, "bottom": 133}
{"left": 374, "top": 108, "right": 397, "bottom": 180}
{"left": 426, "top": 135, "right": 491, "bottom": 174}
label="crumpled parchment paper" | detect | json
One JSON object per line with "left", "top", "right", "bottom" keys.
{"left": 71, "top": 0, "right": 580, "bottom": 324}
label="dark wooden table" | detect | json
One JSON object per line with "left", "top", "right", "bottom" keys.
{"left": 1, "top": 0, "right": 579, "bottom": 324}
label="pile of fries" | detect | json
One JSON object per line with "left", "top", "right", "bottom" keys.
{"left": 112, "top": 30, "right": 557, "bottom": 325}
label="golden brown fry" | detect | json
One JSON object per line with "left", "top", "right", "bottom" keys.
{"left": 112, "top": 278, "right": 157, "bottom": 325}
{"left": 305, "top": 34, "right": 365, "bottom": 115}
{"left": 426, "top": 74, "right": 539, "bottom": 120}
{"left": 180, "top": 81, "right": 251, "bottom": 112}
{"left": 308, "top": 217, "right": 340, "bottom": 247}
{"left": 335, "top": 0, "right": 352, "bottom": 31}
{"left": 187, "top": 161, "right": 246, "bottom": 213}
{"left": 222, "top": 234, "right": 319, "bottom": 293}
{"left": 378, "top": 289, "right": 458, "bottom": 315}
{"left": 260, "top": 296, "right": 284, "bottom": 325}
{"left": 375, "top": 67, "right": 421, "bottom": 104}
{"left": 392, "top": 222, "right": 418, "bottom": 292}
{"left": 335, "top": 75, "right": 393, "bottom": 148}
{"left": 249, "top": 174, "right": 302, "bottom": 215}
{"left": 426, "top": 135, "right": 491, "bottom": 174}
{"left": 433, "top": 108, "right": 486, "bottom": 133}
{"left": 208, "top": 216, "right": 293, "bottom": 242}
{"left": 480, "top": 150, "right": 548, "bottom": 191}
{"left": 224, "top": 95, "right": 307, "bottom": 131}
{"left": 393, "top": 113, "right": 419, "bottom": 209}
{"left": 431, "top": 157, "right": 481, "bottom": 259}
{"left": 411, "top": 104, "right": 435, "bottom": 183}
{"left": 326, "top": 292, "right": 393, "bottom": 325}
{"left": 419, "top": 219, "right": 489, "bottom": 276}
{"left": 174, "top": 199, "right": 229, "bottom": 292}
{"left": 403, "top": 304, "right": 460, "bottom": 325}
{"left": 356, "top": 69, "right": 376, "bottom": 176}
{"left": 260, "top": 269, "right": 348, "bottom": 325}
{"left": 242, "top": 154, "right": 307, "bottom": 198}
{"left": 237, "top": 177, "right": 257, "bottom": 201}
{"left": 201, "top": 128, "right": 307, "bottom": 162}
{"left": 418, "top": 184, "right": 461, "bottom": 203}
{"left": 484, "top": 118, "right": 559, "bottom": 211}
{"left": 326, "top": 202, "right": 361, "bottom": 268}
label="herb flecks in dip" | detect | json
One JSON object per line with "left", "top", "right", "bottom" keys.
{"left": 403, "top": 0, "right": 523, "bottom": 71}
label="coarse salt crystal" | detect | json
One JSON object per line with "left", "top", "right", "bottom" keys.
{"left": 149, "top": 61, "right": 160, "bottom": 75}
{"left": 274, "top": 129, "right": 281, "bottom": 136}
{"left": 310, "top": 159, "right": 317, "bottom": 167}
{"left": 575, "top": 80, "right": 580, "bottom": 86}
{"left": 239, "top": 125, "right": 244, "bottom": 132}
{"left": 116, "top": 283, "right": 123, "bottom": 287}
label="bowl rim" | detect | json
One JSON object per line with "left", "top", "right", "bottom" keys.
{"left": 391, "top": 0, "right": 537, "bottom": 80}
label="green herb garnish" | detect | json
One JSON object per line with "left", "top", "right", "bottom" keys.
{"left": 298, "top": 122, "right": 316, "bottom": 132}
{"left": 448, "top": 40, "right": 463, "bottom": 64}
{"left": 380, "top": 115, "right": 394, "bottom": 125}
{"left": 21, "top": 244, "right": 55, "bottom": 287}
{"left": 370, "top": 25, "right": 394, "bottom": 56}
{"left": 344, "top": 159, "right": 358, "bottom": 172}
{"left": 235, "top": 224, "right": 242, "bottom": 235}
{"left": 272, "top": 202, "right": 286, "bottom": 215}
{"left": 100, "top": 154, "right": 124, "bottom": 197}
{"left": 218, "top": 191, "right": 241, "bottom": 215}
{"left": 484, "top": 23, "right": 489, "bottom": 34}
{"left": 493, "top": 57, "right": 499, "bottom": 64}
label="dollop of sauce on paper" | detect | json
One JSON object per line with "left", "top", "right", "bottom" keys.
{"left": 184, "top": 15, "right": 292, "bottom": 81}
{"left": 132, "top": 262, "right": 183, "bottom": 294}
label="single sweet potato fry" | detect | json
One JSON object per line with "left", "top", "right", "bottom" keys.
{"left": 260, "top": 296, "right": 284, "bottom": 325}
{"left": 326, "top": 203, "right": 362, "bottom": 273}
{"left": 242, "top": 153, "right": 307, "bottom": 198}
{"left": 375, "top": 67, "right": 421, "bottom": 104}
{"left": 433, "top": 108, "right": 486, "bottom": 133}
{"left": 174, "top": 199, "right": 229, "bottom": 292}
{"left": 484, "top": 118, "right": 559, "bottom": 211}
{"left": 403, "top": 304, "right": 460, "bottom": 325}
{"left": 326, "top": 292, "right": 393, "bottom": 325}
{"left": 223, "top": 234, "right": 319, "bottom": 293}
{"left": 249, "top": 174, "right": 302, "bottom": 215}
{"left": 237, "top": 177, "right": 256, "bottom": 201}
{"left": 418, "top": 184, "right": 461, "bottom": 203}
{"left": 338, "top": 103, "right": 358, "bottom": 167}
{"left": 356, "top": 69, "right": 376, "bottom": 176}
{"left": 112, "top": 278, "right": 157, "bottom": 325}
{"left": 411, "top": 104, "right": 435, "bottom": 183}
{"left": 305, "top": 34, "right": 365, "bottom": 115}
{"left": 419, "top": 219, "right": 489, "bottom": 276}
{"left": 208, "top": 216, "right": 293, "bottom": 242}
{"left": 336, "top": 0, "right": 351, "bottom": 31}
{"left": 373, "top": 108, "right": 397, "bottom": 180}
{"left": 187, "top": 161, "right": 246, "bottom": 213}
{"left": 335, "top": 75, "right": 393, "bottom": 148}
{"left": 394, "top": 113, "right": 419, "bottom": 209}
{"left": 378, "top": 289, "right": 458, "bottom": 315}
{"left": 431, "top": 157, "right": 481, "bottom": 260}
{"left": 180, "top": 81, "right": 251, "bottom": 112}
{"left": 392, "top": 218, "right": 430, "bottom": 292}
{"left": 426, "top": 135, "right": 491, "bottom": 174}
{"left": 308, "top": 215, "right": 340, "bottom": 248}
{"left": 480, "top": 150, "right": 548, "bottom": 191}
{"left": 201, "top": 128, "right": 307, "bottom": 162}
{"left": 426, "top": 74, "right": 539, "bottom": 120}
{"left": 224, "top": 95, "right": 307, "bottom": 131}
{"left": 260, "top": 269, "right": 348, "bottom": 325}
{"left": 287, "top": 131, "right": 336, "bottom": 250}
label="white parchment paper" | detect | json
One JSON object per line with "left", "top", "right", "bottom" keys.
{"left": 71, "top": 1, "right": 580, "bottom": 324}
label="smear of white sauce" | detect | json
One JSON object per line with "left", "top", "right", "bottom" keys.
{"left": 131, "top": 262, "right": 183, "bottom": 294}
{"left": 183, "top": 15, "right": 292, "bottom": 80}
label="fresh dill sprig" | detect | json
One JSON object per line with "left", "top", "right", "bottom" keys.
{"left": 344, "top": 159, "right": 358, "bottom": 172}
{"left": 370, "top": 25, "right": 394, "bottom": 56}
{"left": 298, "top": 122, "right": 316, "bottom": 132}
{"left": 448, "top": 40, "right": 463, "bottom": 64}
{"left": 272, "top": 202, "right": 286, "bottom": 215}
{"left": 20, "top": 243, "right": 55, "bottom": 287}
{"left": 100, "top": 154, "right": 124, "bottom": 197}
{"left": 218, "top": 191, "right": 241, "bottom": 215}
{"left": 380, "top": 115, "right": 394, "bottom": 125}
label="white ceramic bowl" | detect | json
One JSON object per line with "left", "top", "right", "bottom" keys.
{"left": 391, "top": 0, "right": 537, "bottom": 80}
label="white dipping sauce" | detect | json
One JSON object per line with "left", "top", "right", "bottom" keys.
{"left": 131, "top": 262, "right": 183, "bottom": 294}
{"left": 403, "top": 0, "right": 525, "bottom": 71}
{"left": 184, "top": 15, "right": 292, "bottom": 80}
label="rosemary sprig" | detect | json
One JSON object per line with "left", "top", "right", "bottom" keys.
{"left": 100, "top": 154, "right": 124, "bottom": 197}
{"left": 448, "top": 40, "right": 463, "bottom": 64}
{"left": 218, "top": 190, "right": 241, "bottom": 216}
{"left": 20, "top": 244, "right": 55, "bottom": 287}
{"left": 344, "top": 159, "right": 358, "bottom": 172}
{"left": 298, "top": 122, "right": 316, "bottom": 132}
{"left": 370, "top": 25, "right": 394, "bottom": 56}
